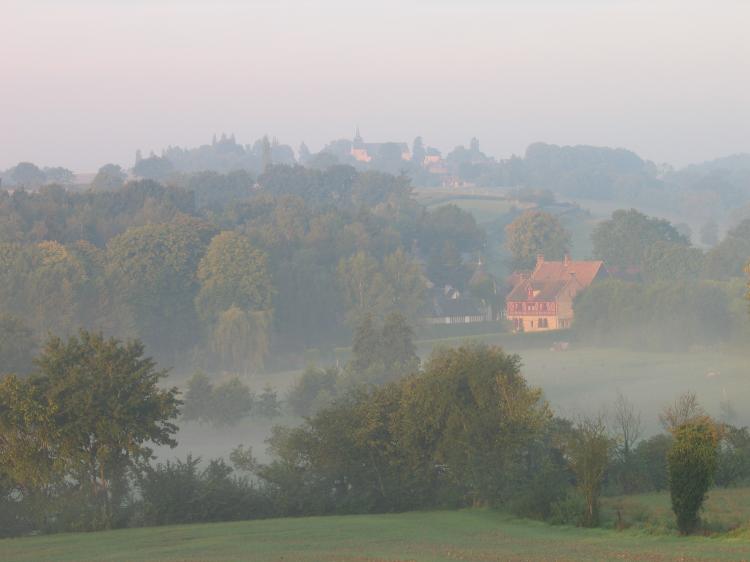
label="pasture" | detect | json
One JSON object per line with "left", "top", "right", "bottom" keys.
{"left": 2, "top": 509, "right": 749, "bottom": 562}
{"left": 602, "top": 487, "right": 750, "bottom": 534}
{"left": 517, "top": 345, "right": 750, "bottom": 435}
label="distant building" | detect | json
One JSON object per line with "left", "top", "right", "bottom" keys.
{"left": 350, "top": 128, "right": 411, "bottom": 163}
{"left": 425, "top": 285, "right": 494, "bottom": 325}
{"left": 424, "top": 149, "right": 449, "bottom": 175}
{"left": 506, "top": 255, "right": 608, "bottom": 332}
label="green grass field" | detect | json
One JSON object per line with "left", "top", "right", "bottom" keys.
{"left": 415, "top": 191, "right": 518, "bottom": 224}
{"left": 2, "top": 509, "right": 749, "bottom": 562}
{"left": 602, "top": 487, "right": 750, "bottom": 535}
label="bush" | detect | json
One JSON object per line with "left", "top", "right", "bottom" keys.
{"left": 135, "top": 455, "right": 273, "bottom": 526}
{"left": 182, "top": 371, "right": 214, "bottom": 422}
{"left": 253, "top": 386, "right": 282, "bottom": 420}
{"left": 181, "top": 373, "right": 254, "bottom": 427}
{"left": 549, "top": 490, "right": 587, "bottom": 526}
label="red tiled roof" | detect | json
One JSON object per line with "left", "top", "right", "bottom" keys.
{"left": 506, "top": 257, "right": 606, "bottom": 302}
{"left": 532, "top": 259, "right": 605, "bottom": 287}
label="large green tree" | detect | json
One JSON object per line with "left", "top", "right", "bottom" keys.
{"left": 668, "top": 417, "right": 719, "bottom": 535}
{"left": 641, "top": 241, "right": 704, "bottom": 282}
{"left": 196, "top": 231, "right": 273, "bottom": 321}
{"left": 338, "top": 249, "right": 425, "bottom": 326}
{"left": 210, "top": 307, "right": 271, "bottom": 374}
{"left": 91, "top": 164, "right": 127, "bottom": 191}
{"left": 196, "top": 231, "right": 273, "bottom": 373}
{"left": 396, "top": 344, "right": 551, "bottom": 506}
{"left": 0, "top": 331, "right": 180, "bottom": 529}
{"left": 505, "top": 210, "right": 571, "bottom": 270}
{"left": 261, "top": 343, "right": 551, "bottom": 513}
{"left": 106, "top": 220, "right": 213, "bottom": 360}
{"left": 382, "top": 247, "right": 425, "bottom": 323}
{"left": 9, "top": 162, "right": 46, "bottom": 187}
{"left": 347, "top": 312, "right": 419, "bottom": 384}
{"left": 591, "top": 208, "right": 688, "bottom": 271}
{"left": 338, "top": 251, "right": 391, "bottom": 325}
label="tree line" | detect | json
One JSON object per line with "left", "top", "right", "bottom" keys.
{"left": 0, "top": 166, "right": 486, "bottom": 372}
{"left": 2, "top": 332, "right": 747, "bottom": 537}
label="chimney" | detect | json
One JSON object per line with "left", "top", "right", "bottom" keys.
{"left": 563, "top": 254, "right": 570, "bottom": 267}
{"left": 536, "top": 254, "right": 545, "bottom": 269}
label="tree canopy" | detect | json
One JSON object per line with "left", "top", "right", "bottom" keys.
{"left": 505, "top": 210, "right": 571, "bottom": 270}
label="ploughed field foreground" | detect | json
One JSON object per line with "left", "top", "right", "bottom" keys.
{"left": 2, "top": 505, "right": 749, "bottom": 562}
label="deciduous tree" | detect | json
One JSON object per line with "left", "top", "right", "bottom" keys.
{"left": 505, "top": 210, "right": 571, "bottom": 270}
{"left": 668, "top": 417, "right": 719, "bottom": 534}
{"left": 0, "top": 331, "right": 180, "bottom": 529}
{"left": 591, "top": 208, "right": 688, "bottom": 271}
{"left": 564, "top": 414, "right": 613, "bottom": 527}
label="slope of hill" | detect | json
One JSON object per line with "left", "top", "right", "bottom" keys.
{"left": 2, "top": 509, "right": 749, "bottom": 562}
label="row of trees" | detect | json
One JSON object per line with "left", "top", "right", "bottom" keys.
{"left": 0, "top": 167, "right": 488, "bottom": 372}
{"left": 505, "top": 206, "right": 750, "bottom": 280}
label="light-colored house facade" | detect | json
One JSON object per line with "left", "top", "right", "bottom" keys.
{"left": 506, "top": 255, "right": 607, "bottom": 332}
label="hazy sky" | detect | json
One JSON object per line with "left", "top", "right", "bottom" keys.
{"left": 2, "top": 0, "right": 749, "bottom": 171}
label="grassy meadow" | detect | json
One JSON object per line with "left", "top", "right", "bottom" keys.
{"left": 415, "top": 188, "right": 520, "bottom": 223}
{"left": 602, "top": 487, "right": 750, "bottom": 535}
{"left": 2, "top": 508, "right": 750, "bottom": 562}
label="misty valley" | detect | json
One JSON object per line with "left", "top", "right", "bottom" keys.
{"left": 1, "top": 134, "right": 749, "bottom": 562}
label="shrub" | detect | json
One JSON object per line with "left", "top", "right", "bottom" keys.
{"left": 210, "top": 378, "right": 254, "bottom": 427}
{"left": 253, "top": 386, "right": 282, "bottom": 420}
{"left": 549, "top": 490, "right": 586, "bottom": 526}
{"left": 287, "top": 366, "right": 340, "bottom": 417}
{"left": 181, "top": 373, "right": 254, "bottom": 427}
{"left": 135, "top": 455, "right": 273, "bottom": 526}
{"left": 182, "top": 371, "right": 214, "bottom": 423}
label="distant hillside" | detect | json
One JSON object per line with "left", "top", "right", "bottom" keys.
{"left": 682, "top": 153, "right": 750, "bottom": 173}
